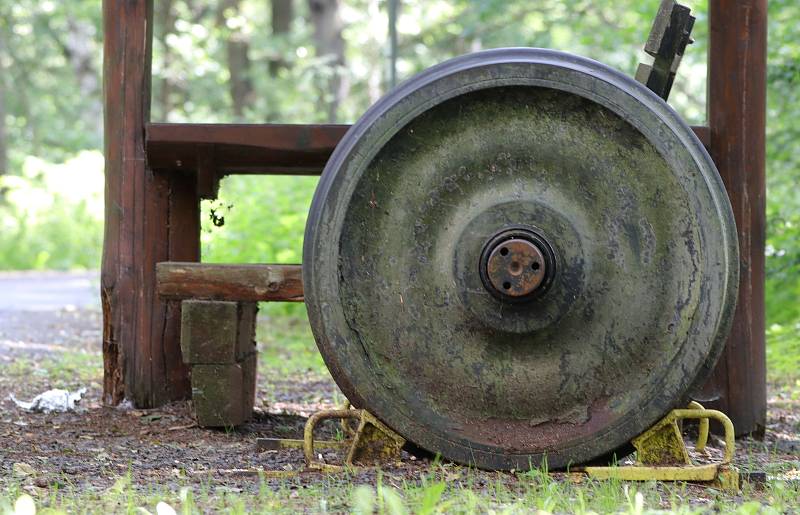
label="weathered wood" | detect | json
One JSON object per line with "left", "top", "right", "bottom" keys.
{"left": 157, "top": 262, "right": 304, "bottom": 302}
{"left": 700, "top": 0, "right": 767, "bottom": 436}
{"left": 691, "top": 126, "right": 710, "bottom": 149}
{"left": 102, "top": 0, "right": 153, "bottom": 405}
{"left": 146, "top": 123, "right": 348, "bottom": 175}
{"left": 102, "top": 0, "right": 195, "bottom": 408}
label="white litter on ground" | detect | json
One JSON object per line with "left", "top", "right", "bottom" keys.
{"left": 11, "top": 387, "right": 87, "bottom": 413}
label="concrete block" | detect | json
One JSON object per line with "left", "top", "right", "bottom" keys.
{"left": 181, "top": 300, "right": 258, "bottom": 364}
{"left": 191, "top": 363, "right": 247, "bottom": 427}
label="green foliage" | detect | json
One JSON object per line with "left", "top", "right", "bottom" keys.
{"left": 201, "top": 175, "right": 317, "bottom": 316}
{"left": 0, "top": 1, "right": 103, "bottom": 162}
{"left": 0, "top": 151, "right": 103, "bottom": 270}
{"left": 0, "top": 1, "right": 797, "bottom": 379}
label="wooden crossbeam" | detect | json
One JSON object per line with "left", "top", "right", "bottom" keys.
{"left": 146, "top": 123, "right": 711, "bottom": 183}
{"left": 156, "top": 262, "right": 303, "bottom": 302}
{"left": 146, "top": 123, "right": 348, "bottom": 176}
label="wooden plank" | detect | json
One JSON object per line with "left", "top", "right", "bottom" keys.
{"left": 146, "top": 123, "right": 349, "bottom": 175}
{"left": 157, "top": 262, "right": 304, "bottom": 302}
{"left": 700, "top": 0, "right": 767, "bottom": 436}
{"left": 163, "top": 172, "right": 200, "bottom": 396}
{"left": 102, "top": 0, "right": 193, "bottom": 408}
{"left": 691, "top": 126, "right": 710, "bottom": 150}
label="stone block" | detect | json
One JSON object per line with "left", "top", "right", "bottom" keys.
{"left": 191, "top": 363, "right": 247, "bottom": 427}
{"left": 181, "top": 300, "right": 258, "bottom": 364}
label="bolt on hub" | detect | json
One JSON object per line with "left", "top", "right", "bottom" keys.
{"left": 479, "top": 228, "right": 556, "bottom": 302}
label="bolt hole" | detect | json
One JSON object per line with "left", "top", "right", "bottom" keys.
{"left": 502, "top": 282, "right": 511, "bottom": 290}
{"left": 499, "top": 247, "right": 509, "bottom": 256}
{"left": 532, "top": 262, "right": 540, "bottom": 271}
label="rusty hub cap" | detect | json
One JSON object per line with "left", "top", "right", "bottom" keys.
{"left": 480, "top": 229, "right": 556, "bottom": 301}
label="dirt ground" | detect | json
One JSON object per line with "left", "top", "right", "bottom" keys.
{"left": 1, "top": 308, "right": 799, "bottom": 510}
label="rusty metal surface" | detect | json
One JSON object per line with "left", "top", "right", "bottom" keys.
{"left": 486, "top": 239, "right": 545, "bottom": 297}
{"left": 303, "top": 48, "right": 738, "bottom": 470}
{"left": 480, "top": 228, "right": 555, "bottom": 301}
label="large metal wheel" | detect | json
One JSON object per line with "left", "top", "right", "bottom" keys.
{"left": 303, "top": 48, "right": 738, "bottom": 470}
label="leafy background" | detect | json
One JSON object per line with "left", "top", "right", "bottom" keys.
{"left": 0, "top": 1, "right": 796, "bottom": 377}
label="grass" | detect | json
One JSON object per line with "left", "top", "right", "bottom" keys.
{"left": 256, "top": 310, "right": 327, "bottom": 378}
{"left": 2, "top": 351, "right": 102, "bottom": 387}
{"left": 2, "top": 465, "right": 799, "bottom": 514}
{"left": 2, "top": 312, "right": 799, "bottom": 514}
{"left": 766, "top": 322, "right": 800, "bottom": 386}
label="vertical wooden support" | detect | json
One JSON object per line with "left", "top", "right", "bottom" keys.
{"left": 102, "top": 0, "right": 196, "bottom": 407}
{"left": 703, "top": 0, "right": 768, "bottom": 436}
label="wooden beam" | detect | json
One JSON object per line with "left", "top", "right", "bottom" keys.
{"left": 691, "top": 126, "right": 710, "bottom": 150}
{"left": 102, "top": 0, "right": 192, "bottom": 408}
{"left": 146, "top": 123, "right": 348, "bottom": 175}
{"left": 147, "top": 123, "right": 710, "bottom": 177}
{"left": 700, "top": 0, "right": 767, "bottom": 436}
{"left": 157, "top": 262, "right": 304, "bottom": 302}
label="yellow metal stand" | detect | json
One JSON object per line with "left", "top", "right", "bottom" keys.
{"left": 256, "top": 404, "right": 405, "bottom": 473}
{"left": 582, "top": 402, "right": 739, "bottom": 492}
{"left": 255, "top": 402, "right": 739, "bottom": 491}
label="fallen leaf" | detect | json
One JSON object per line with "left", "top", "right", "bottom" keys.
{"left": 13, "top": 462, "right": 35, "bottom": 478}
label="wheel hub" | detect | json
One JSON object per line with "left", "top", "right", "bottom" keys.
{"left": 479, "top": 228, "right": 556, "bottom": 301}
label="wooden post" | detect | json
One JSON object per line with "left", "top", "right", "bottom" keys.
{"left": 702, "top": 0, "right": 768, "bottom": 436}
{"left": 102, "top": 0, "right": 196, "bottom": 407}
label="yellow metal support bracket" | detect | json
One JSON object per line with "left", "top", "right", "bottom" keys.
{"left": 582, "top": 402, "right": 739, "bottom": 492}
{"left": 256, "top": 404, "right": 405, "bottom": 474}
{"left": 303, "top": 406, "right": 406, "bottom": 472}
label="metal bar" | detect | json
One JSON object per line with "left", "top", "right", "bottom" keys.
{"left": 256, "top": 437, "right": 349, "bottom": 451}
{"left": 635, "top": 0, "right": 695, "bottom": 101}
{"left": 700, "top": 0, "right": 767, "bottom": 437}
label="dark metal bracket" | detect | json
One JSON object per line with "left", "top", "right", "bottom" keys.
{"left": 636, "top": 0, "right": 695, "bottom": 101}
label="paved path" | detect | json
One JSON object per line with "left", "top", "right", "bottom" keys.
{"left": 0, "top": 271, "right": 100, "bottom": 311}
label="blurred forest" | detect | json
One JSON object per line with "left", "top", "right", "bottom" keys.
{"left": 0, "top": 1, "right": 797, "bottom": 364}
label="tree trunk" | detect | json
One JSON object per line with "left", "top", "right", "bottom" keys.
{"left": 269, "top": 0, "right": 294, "bottom": 76}
{"left": 0, "top": 37, "right": 7, "bottom": 178}
{"left": 308, "top": 0, "right": 348, "bottom": 122}
{"left": 155, "top": 0, "right": 178, "bottom": 119}
{"left": 218, "top": 0, "right": 254, "bottom": 119}
{"left": 61, "top": 18, "right": 102, "bottom": 144}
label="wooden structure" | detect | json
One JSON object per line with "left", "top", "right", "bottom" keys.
{"left": 102, "top": 0, "right": 767, "bottom": 436}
